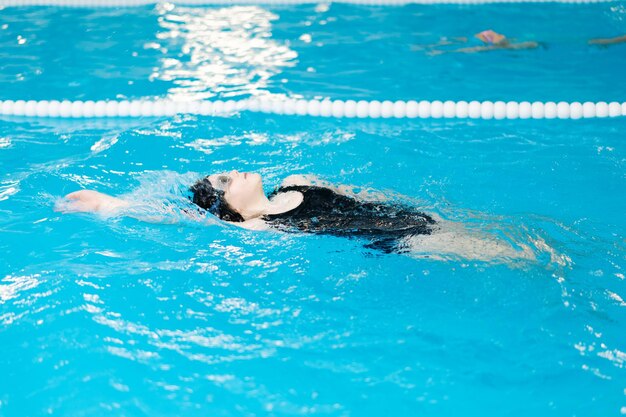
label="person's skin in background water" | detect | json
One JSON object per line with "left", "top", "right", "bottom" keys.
{"left": 419, "top": 29, "right": 539, "bottom": 55}
{"left": 59, "top": 170, "right": 538, "bottom": 263}
{"left": 415, "top": 30, "right": 626, "bottom": 52}
{"left": 588, "top": 34, "right": 626, "bottom": 46}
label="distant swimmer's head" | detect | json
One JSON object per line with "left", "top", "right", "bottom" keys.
{"left": 190, "top": 170, "right": 265, "bottom": 222}
{"left": 475, "top": 29, "right": 507, "bottom": 45}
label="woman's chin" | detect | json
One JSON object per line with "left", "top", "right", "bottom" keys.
{"left": 251, "top": 173, "right": 263, "bottom": 186}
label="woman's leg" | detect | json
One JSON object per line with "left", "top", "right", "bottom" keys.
{"left": 406, "top": 225, "right": 536, "bottom": 262}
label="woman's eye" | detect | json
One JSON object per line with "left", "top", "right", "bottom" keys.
{"left": 219, "top": 176, "right": 229, "bottom": 185}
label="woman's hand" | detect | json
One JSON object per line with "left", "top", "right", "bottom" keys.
{"left": 56, "top": 190, "right": 129, "bottom": 215}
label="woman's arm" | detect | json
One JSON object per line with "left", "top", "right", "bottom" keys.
{"left": 235, "top": 217, "right": 271, "bottom": 231}
{"left": 442, "top": 41, "right": 538, "bottom": 54}
{"left": 57, "top": 190, "right": 178, "bottom": 224}
{"left": 281, "top": 175, "right": 387, "bottom": 201}
{"left": 57, "top": 190, "right": 130, "bottom": 215}
{"left": 588, "top": 34, "right": 626, "bottom": 46}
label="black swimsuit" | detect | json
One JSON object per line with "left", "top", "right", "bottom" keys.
{"left": 263, "top": 185, "right": 437, "bottom": 253}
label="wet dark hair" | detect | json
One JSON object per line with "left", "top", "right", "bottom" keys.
{"left": 189, "top": 177, "right": 245, "bottom": 223}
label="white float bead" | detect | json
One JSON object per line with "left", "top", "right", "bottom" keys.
{"left": 188, "top": 101, "right": 201, "bottom": 115}
{"left": 505, "top": 101, "right": 519, "bottom": 119}
{"left": 542, "top": 102, "right": 557, "bottom": 119}
{"left": 582, "top": 102, "right": 596, "bottom": 118}
{"left": 182, "top": 101, "right": 194, "bottom": 114}
{"left": 97, "top": 101, "right": 111, "bottom": 117}
{"left": 455, "top": 101, "right": 468, "bottom": 118}
{"left": 224, "top": 100, "right": 237, "bottom": 114}
{"left": 430, "top": 100, "right": 444, "bottom": 118}
{"left": 480, "top": 101, "right": 494, "bottom": 119}
{"left": 172, "top": 101, "right": 184, "bottom": 114}
{"left": 557, "top": 101, "right": 570, "bottom": 119}
{"left": 392, "top": 101, "right": 406, "bottom": 118}
{"left": 48, "top": 100, "right": 60, "bottom": 117}
{"left": 268, "top": 99, "right": 282, "bottom": 115}
{"left": 24, "top": 100, "right": 37, "bottom": 117}
{"left": 233, "top": 100, "right": 245, "bottom": 112}
{"left": 129, "top": 101, "right": 141, "bottom": 117}
{"left": 213, "top": 100, "right": 224, "bottom": 115}
{"left": 331, "top": 100, "right": 345, "bottom": 118}
{"left": 84, "top": 101, "right": 96, "bottom": 118}
{"left": 442, "top": 100, "right": 455, "bottom": 118}
{"left": 139, "top": 101, "right": 153, "bottom": 117}
{"left": 368, "top": 100, "right": 381, "bottom": 118}
{"left": 14, "top": 101, "right": 26, "bottom": 116}
{"left": 177, "top": 101, "right": 191, "bottom": 114}
{"left": 247, "top": 98, "right": 260, "bottom": 112}
{"left": 35, "top": 100, "right": 49, "bottom": 117}
{"left": 518, "top": 102, "right": 532, "bottom": 119}
{"left": 13, "top": 100, "right": 26, "bottom": 116}
{"left": 380, "top": 100, "right": 394, "bottom": 118}
{"left": 59, "top": 100, "right": 72, "bottom": 118}
{"left": 405, "top": 100, "right": 419, "bottom": 118}
{"left": 570, "top": 102, "right": 583, "bottom": 119}
{"left": 267, "top": 99, "right": 280, "bottom": 115}
{"left": 237, "top": 100, "right": 249, "bottom": 112}
{"left": 307, "top": 100, "right": 320, "bottom": 116}
{"left": 468, "top": 101, "right": 481, "bottom": 119}
{"left": 531, "top": 101, "right": 544, "bottom": 119}
{"left": 608, "top": 102, "right": 621, "bottom": 117}
{"left": 319, "top": 100, "right": 332, "bottom": 117}
{"left": 151, "top": 100, "right": 165, "bottom": 117}
{"left": 295, "top": 100, "right": 308, "bottom": 116}
{"left": 163, "top": 101, "right": 176, "bottom": 116}
{"left": 283, "top": 99, "right": 296, "bottom": 115}
{"left": 344, "top": 100, "right": 357, "bottom": 118}
{"left": 418, "top": 100, "right": 431, "bottom": 118}
{"left": 259, "top": 98, "right": 272, "bottom": 113}
{"left": 595, "top": 101, "right": 608, "bottom": 118}
{"left": 493, "top": 101, "right": 506, "bottom": 119}
{"left": 200, "top": 101, "right": 213, "bottom": 115}
{"left": 69, "top": 100, "right": 82, "bottom": 117}
{"left": 118, "top": 100, "right": 130, "bottom": 117}
{"left": 1, "top": 100, "right": 14, "bottom": 115}
{"left": 106, "top": 101, "right": 119, "bottom": 117}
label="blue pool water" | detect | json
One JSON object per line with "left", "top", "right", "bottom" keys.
{"left": 1, "top": 3, "right": 626, "bottom": 416}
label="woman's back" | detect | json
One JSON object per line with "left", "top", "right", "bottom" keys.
{"left": 264, "top": 185, "right": 437, "bottom": 252}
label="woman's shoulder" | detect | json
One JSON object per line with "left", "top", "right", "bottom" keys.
{"left": 279, "top": 175, "right": 388, "bottom": 202}
{"left": 271, "top": 184, "right": 334, "bottom": 202}
{"left": 280, "top": 174, "right": 318, "bottom": 188}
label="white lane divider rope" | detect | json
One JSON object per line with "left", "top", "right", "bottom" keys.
{"left": 0, "top": 98, "right": 624, "bottom": 119}
{"left": 0, "top": 0, "right": 618, "bottom": 5}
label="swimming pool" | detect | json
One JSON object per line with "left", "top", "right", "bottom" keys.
{"left": 1, "top": 2, "right": 625, "bottom": 416}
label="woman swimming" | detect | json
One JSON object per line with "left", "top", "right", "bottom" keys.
{"left": 60, "top": 171, "right": 536, "bottom": 262}
{"left": 421, "top": 29, "right": 539, "bottom": 55}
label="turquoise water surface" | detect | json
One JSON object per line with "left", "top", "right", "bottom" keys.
{"left": 1, "top": 3, "right": 625, "bottom": 417}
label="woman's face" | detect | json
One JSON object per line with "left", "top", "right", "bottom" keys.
{"left": 208, "top": 170, "right": 264, "bottom": 215}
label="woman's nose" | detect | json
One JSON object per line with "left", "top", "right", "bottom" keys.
{"left": 230, "top": 170, "right": 239, "bottom": 176}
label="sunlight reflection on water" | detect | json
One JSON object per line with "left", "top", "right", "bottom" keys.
{"left": 153, "top": 3, "right": 297, "bottom": 101}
